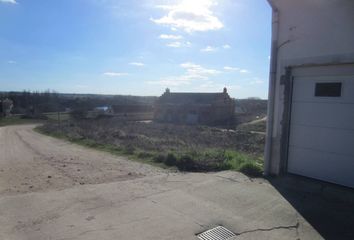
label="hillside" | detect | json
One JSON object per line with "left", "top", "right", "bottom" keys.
{"left": 234, "top": 99, "right": 268, "bottom": 124}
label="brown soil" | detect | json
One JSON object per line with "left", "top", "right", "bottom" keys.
{"left": 40, "top": 119, "right": 265, "bottom": 156}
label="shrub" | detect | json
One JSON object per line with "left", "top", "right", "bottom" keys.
{"left": 218, "top": 160, "right": 233, "bottom": 171}
{"left": 176, "top": 155, "right": 197, "bottom": 171}
{"left": 165, "top": 153, "right": 177, "bottom": 166}
{"left": 153, "top": 154, "right": 166, "bottom": 163}
{"left": 70, "top": 109, "right": 88, "bottom": 120}
{"left": 137, "top": 151, "right": 153, "bottom": 159}
{"left": 123, "top": 145, "right": 135, "bottom": 155}
{"left": 21, "top": 113, "right": 48, "bottom": 120}
{"left": 239, "top": 162, "right": 263, "bottom": 177}
{"left": 80, "top": 139, "right": 98, "bottom": 147}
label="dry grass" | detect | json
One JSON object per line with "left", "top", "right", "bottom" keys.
{"left": 38, "top": 119, "right": 265, "bottom": 175}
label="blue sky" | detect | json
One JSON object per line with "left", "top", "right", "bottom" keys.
{"left": 0, "top": 0, "right": 271, "bottom": 98}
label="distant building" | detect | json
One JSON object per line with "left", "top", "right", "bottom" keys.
{"left": 0, "top": 98, "right": 13, "bottom": 117}
{"left": 91, "top": 106, "right": 114, "bottom": 117}
{"left": 94, "top": 106, "right": 113, "bottom": 113}
{"left": 154, "top": 88, "right": 235, "bottom": 126}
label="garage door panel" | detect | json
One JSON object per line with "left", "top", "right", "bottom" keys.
{"left": 292, "top": 65, "right": 354, "bottom": 78}
{"left": 288, "top": 147, "right": 354, "bottom": 188}
{"left": 291, "top": 102, "right": 354, "bottom": 130}
{"left": 289, "top": 124, "right": 354, "bottom": 157}
{"left": 288, "top": 64, "right": 354, "bottom": 188}
{"left": 292, "top": 77, "right": 354, "bottom": 103}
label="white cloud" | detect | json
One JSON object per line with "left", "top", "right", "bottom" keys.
{"left": 7, "top": 60, "right": 16, "bottom": 64}
{"left": 151, "top": 0, "right": 223, "bottom": 33}
{"left": 250, "top": 78, "right": 265, "bottom": 85}
{"left": 200, "top": 44, "right": 230, "bottom": 52}
{"left": 200, "top": 46, "right": 218, "bottom": 52}
{"left": 224, "top": 66, "right": 249, "bottom": 73}
{"left": 103, "top": 72, "right": 128, "bottom": 77}
{"left": 166, "top": 41, "right": 191, "bottom": 48}
{"left": 159, "top": 34, "right": 183, "bottom": 40}
{"left": 147, "top": 62, "right": 220, "bottom": 86}
{"left": 180, "top": 62, "right": 220, "bottom": 77}
{"left": 0, "top": 0, "right": 17, "bottom": 4}
{"left": 129, "top": 62, "right": 145, "bottom": 67}
{"left": 223, "top": 66, "right": 239, "bottom": 71}
{"left": 166, "top": 41, "right": 182, "bottom": 48}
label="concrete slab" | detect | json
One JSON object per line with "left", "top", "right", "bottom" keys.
{"left": 0, "top": 171, "right": 325, "bottom": 240}
{"left": 270, "top": 174, "right": 354, "bottom": 240}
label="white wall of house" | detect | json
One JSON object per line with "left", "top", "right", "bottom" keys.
{"left": 266, "top": 0, "right": 354, "bottom": 175}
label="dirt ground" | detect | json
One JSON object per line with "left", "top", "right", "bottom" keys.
{"left": 0, "top": 124, "right": 166, "bottom": 195}
{"left": 40, "top": 119, "right": 265, "bottom": 156}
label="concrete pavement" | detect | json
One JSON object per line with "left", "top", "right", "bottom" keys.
{"left": 0, "top": 171, "right": 321, "bottom": 240}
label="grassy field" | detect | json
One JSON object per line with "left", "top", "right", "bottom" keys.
{"left": 0, "top": 112, "right": 70, "bottom": 127}
{"left": 237, "top": 117, "right": 267, "bottom": 133}
{"left": 0, "top": 115, "right": 42, "bottom": 127}
{"left": 44, "top": 112, "right": 70, "bottom": 121}
{"left": 37, "top": 119, "right": 265, "bottom": 176}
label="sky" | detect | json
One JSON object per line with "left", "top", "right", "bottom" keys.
{"left": 0, "top": 0, "right": 272, "bottom": 99}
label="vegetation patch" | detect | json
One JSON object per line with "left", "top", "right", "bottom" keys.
{"left": 0, "top": 116, "right": 43, "bottom": 127}
{"left": 239, "top": 162, "right": 263, "bottom": 177}
{"left": 237, "top": 118, "right": 267, "bottom": 133}
{"left": 36, "top": 119, "right": 264, "bottom": 177}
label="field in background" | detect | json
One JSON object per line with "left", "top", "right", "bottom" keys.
{"left": 44, "top": 112, "right": 70, "bottom": 121}
{"left": 0, "top": 115, "right": 39, "bottom": 126}
{"left": 38, "top": 119, "right": 265, "bottom": 175}
{"left": 235, "top": 99, "right": 268, "bottom": 124}
{"left": 0, "top": 112, "right": 71, "bottom": 127}
{"left": 237, "top": 117, "right": 267, "bottom": 134}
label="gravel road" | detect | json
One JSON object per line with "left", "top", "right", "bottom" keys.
{"left": 0, "top": 124, "right": 165, "bottom": 195}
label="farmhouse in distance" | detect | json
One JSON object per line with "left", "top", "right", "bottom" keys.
{"left": 154, "top": 87, "right": 235, "bottom": 126}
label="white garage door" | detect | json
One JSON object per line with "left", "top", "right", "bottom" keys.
{"left": 288, "top": 64, "right": 354, "bottom": 188}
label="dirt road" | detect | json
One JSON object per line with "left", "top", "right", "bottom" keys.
{"left": 0, "top": 125, "right": 165, "bottom": 195}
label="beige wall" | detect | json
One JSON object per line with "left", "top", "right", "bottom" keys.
{"left": 268, "top": 0, "right": 354, "bottom": 174}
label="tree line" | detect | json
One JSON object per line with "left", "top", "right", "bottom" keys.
{"left": 0, "top": 91, "right": 157, "bottom": 115}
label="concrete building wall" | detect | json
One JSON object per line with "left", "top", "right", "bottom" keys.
{"left": 266, "top": 0, "right": 354, "bottom": 175}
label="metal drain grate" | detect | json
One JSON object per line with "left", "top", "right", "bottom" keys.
{"left": 197, "top": 226, "right": 236, "bottom": 240}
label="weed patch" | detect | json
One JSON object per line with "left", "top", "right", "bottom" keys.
{"left": 165, "top": 153, "right": 177, "bottom": 166}
{"left": 36, "top": 120, "right": 264, "bottom": 176}
{"left": 239, "top": 162, "right": 263, "bottom": 177}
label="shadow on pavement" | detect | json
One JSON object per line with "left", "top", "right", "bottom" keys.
{"left": 269, "top": 174, "right": 354, "bottom": 240}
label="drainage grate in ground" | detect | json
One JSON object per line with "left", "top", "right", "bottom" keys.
{"left": 197, "top": 226, "right": 236, "bottom": 240}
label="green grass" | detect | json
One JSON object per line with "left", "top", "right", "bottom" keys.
{"left": 0, "top": 116, "right": 43, "bottom": 127}
{"left": 220, "top": 150, "right": 262, "bottom": 170}
{"left": 35, "top": 126, "right": 263, "bottom": 177}
{"left": 237, "top": 118, "right": 267, "bottom": 133}
{"left": 0, "top": 112, "right": 70, "bottom": 127}
{"left": 44, "top": 112, "right": 70, "bottom": 121}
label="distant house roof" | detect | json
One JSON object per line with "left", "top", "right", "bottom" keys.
{"left": 156, "top": 88, "right": 231, "bottom": 105}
